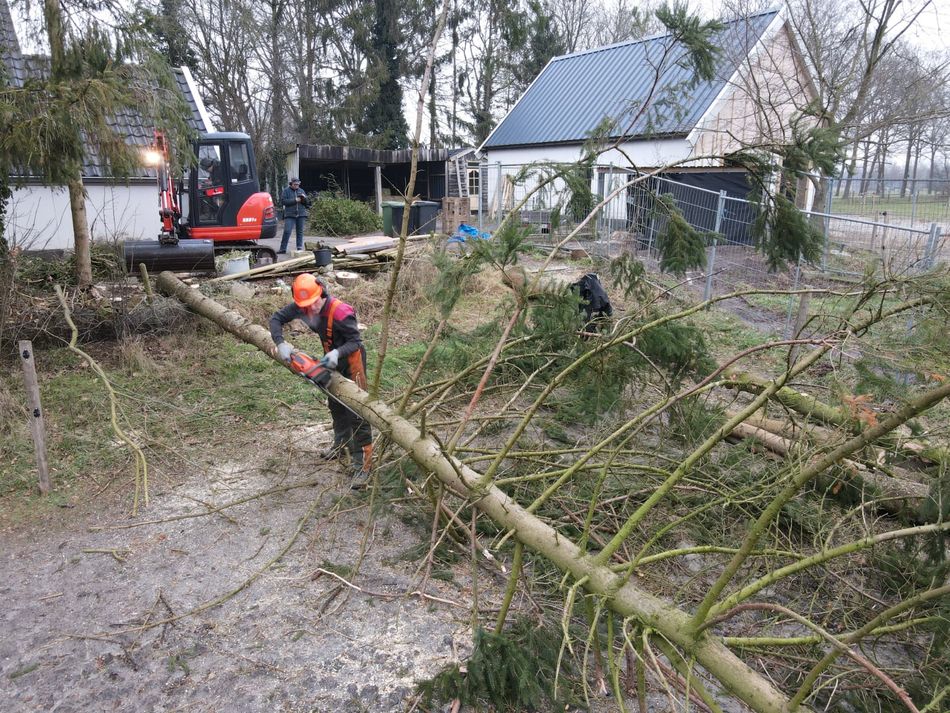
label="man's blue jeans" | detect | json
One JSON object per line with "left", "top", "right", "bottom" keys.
{"left": 279, "top": 215, "right": 306, "bottom": 252}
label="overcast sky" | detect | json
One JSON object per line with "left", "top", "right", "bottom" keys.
{"left": 9, "top": 0, "right": 950, "bottom": 54}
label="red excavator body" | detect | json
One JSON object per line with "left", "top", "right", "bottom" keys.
{"left": 124, "top": 131, "right": 279, "bottom": 272}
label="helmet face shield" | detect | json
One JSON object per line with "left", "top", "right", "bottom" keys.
{"left": 293, "top": 273, "right": 323, "bottom": 307}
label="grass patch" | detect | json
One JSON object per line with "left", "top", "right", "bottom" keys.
{"left": 0, "top": 327, "right": 324, "bottom": 499}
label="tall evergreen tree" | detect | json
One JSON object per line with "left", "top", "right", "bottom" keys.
{"left": 139, "top": 0, "right": 197, "bottom": 69}
{"left": 506, "top": 0, "right": 567, "bottom": 94}
{"left": 0, "top": 1, "right": 192, "bottom": 286}
{"left": 361, "top": 0, "right": 409, "bottom": 148}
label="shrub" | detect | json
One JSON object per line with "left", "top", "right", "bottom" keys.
{"left": 307, "top": 194, "right": 381, "bottom": 237}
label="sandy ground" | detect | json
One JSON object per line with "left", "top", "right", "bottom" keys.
{"left": 0, "top": 429, "right": 475, "bottom": 713}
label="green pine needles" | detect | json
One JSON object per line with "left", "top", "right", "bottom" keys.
{"left": 750, "top": 192, "right": 825, "bottom": 270}
{"left": 654, "top": 193, "right": 710, "bottom": 275}
{"left": 417, "top": 620, "right": 570, "bottom": 711}
{"left": 738, "top": 114, "right": 843, "bottom": 271}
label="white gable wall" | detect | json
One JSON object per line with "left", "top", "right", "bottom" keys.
{"left": 6, "top": 182, "right": 159, "bottom": 251}
{"left": 690, "top": 22, "right": 817, "bottom": 158}
{"left": 480, "top": 138, "right": 706, "bottom": 222}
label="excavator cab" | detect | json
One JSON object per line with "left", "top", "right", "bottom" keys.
{"left": 185, "top": 133, "right": 277, "bottom": 243}
{"left": 124, "top": 132, "right": 278, "bottom": 273}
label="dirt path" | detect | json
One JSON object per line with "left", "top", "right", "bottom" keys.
{"left": 0, "top": 432, "right": 474, "bottom": 712}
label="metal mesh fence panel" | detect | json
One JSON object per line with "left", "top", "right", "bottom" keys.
{"left": 471, "top": 162, "right": 947, "bottom": 333}
{"left": 804, "top": 211, "right": 942, "bottom": 278}
{"left": 827, "top": 177, "right": 950, "bottom": 228}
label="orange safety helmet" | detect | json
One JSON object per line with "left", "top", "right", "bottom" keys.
{"left": 292, "top": 273, "right": 324, "bottom": 308}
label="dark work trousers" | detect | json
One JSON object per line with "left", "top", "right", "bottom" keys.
{"left": 279, "top": 215, "right": 306, "bottom": 252}
{"left": 327, "top": 396, "right": 372, "bottom": 457}
{"left": 331, "top": 344, "right": 373, "bottom": 472}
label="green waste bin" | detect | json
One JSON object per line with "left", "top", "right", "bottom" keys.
{"left": 382, "top": 201, "right": 404, "bottom": 237}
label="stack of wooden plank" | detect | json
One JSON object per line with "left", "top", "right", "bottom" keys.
{"left": 315, "top": 236, "right": 398, "bottom": 274}
{"left": 208, "top": 235, "right": 401, "bottom": 282}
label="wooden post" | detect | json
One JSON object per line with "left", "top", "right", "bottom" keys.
{"left": 18, "top": 340, "right": 51, "bottom": 495}
{"left": 374, "top": 165, "right": 383, "bottom": 216}
{"left": 788, "top": 291, "right": 812, "bottom": 365}
{"left": 139, "top": 263, "right": 154, "bottom": 303}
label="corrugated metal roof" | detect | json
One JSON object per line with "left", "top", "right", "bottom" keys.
{"left": 1, "top": 0, "right": 209, "bottom": 179}
{"left": 483, "top": 10, "right": 778, "bottom": 149}
{"left": 299, "top": 144, "right": 455, "bottom": 164}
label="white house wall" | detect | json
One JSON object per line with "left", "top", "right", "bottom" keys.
{"left": 6, "top": 182, "right": 158, "bottom": 251}
{"left": 480, "top": 139, "right": 696, "bottom": 222}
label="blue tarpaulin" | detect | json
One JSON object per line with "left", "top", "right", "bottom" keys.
{"left": 447, "top": 223, "right": 492, "bottom": 244}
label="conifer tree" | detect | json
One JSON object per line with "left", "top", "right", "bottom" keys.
{"left": 0, "top": 1, "right": 191, "bottom": 287}
{"left": 505, "top": 0, "right": 567, "bottom": 93}
{"left": 361, "top": 0, "right": 410, "bottom": 148}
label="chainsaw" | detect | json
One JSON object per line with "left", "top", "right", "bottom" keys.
{"left": 288, "top": 350, "right": 333, "bottom": 389}
{"left": 288, "top": 349, "right": 366, "bottom": 421}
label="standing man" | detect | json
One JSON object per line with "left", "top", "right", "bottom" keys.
{"left": 278, "top": 177, "right": 310, "bottom": 254}
{"left": 270, "top": 273, "right": 373, "bottom": 488}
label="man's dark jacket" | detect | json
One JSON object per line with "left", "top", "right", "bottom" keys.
{"left": 280, "top": 186, "right": 311, "bottom": 219}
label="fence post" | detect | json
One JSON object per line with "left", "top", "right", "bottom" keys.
{"left": 704, "top": 190, "right": 726, "bottom": 303}
{"left": 788, "top": 291, "right": 812, "bottom": 365}
{"left": 911, "top": 190, "right": 918, "bottom": 226}
{"left": 784, "top": 254, "right": 803, "bottom": 338}
{"left": 18, "top": 340, "right": 51, "bottom": 495}
{"left": 822, "top": 180, "right": 833, "bottom": 271}
{"left": 925, "top": 222, "right": 940, "bottom": 270}
{"left": 477, "top": 163, "right": 483, "bottom": 233}
{"left": 495, "top": 162, "right": 502, "bottom": 229}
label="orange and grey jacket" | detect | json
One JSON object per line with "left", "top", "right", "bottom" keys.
{"left": 269, "top": 297, "right": 367, "bottom": 388}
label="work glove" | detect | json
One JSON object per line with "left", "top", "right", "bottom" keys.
{"left": 319, "top": 349, "right": 340, "bottom": 370}
{"left": 277, "top": 341, "right": 296, "bottom": 364}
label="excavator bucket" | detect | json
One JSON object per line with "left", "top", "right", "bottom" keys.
{"left": 123, "top": 239, "right": 216, "bottom": 273}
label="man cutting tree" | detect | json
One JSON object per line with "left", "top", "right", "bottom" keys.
{"left": 269, "top": 273, "right": 373, "bottom": 488}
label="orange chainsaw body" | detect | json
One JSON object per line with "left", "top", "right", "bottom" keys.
{"left": 289, "top": 351, "right": 331, "bottom": 388}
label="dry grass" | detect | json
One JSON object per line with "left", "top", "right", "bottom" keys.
{"left": 336, "top": 246, "right": 506, "bottom": 342}
{"left": 340, "top": 247, "right": 438, "bottom": 326}
{"left": 117, "top": 335, "right": 157, "bottom": 375}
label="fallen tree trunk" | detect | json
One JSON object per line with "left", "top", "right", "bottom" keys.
{"left": 729, "top": 421, "right": 930, "bottom": 520}
{"left": 725, "top": 371, "right": 949, "bottom": 465}
{"left": 156, "top": 270, "right": 796, "bottom": 713}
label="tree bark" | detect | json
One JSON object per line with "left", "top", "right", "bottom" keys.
{"left": 155, "top": 270, "right": 798, "bottom": 713}
{"left": 724, "top": 371, "right": 949, "bottom": 464}
{"left": 67, "top": 174, "right": 93, "bottom": 288}
{"left": 728, "top": 421, "right": 930, "bottom": 520}
{"left": 44, "top": 0, "right": 93, "bottom": 288}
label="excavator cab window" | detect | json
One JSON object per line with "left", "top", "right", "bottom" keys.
{"left": 228, "top": 142, "right": 252, "bottom": 184}
{"left": 196, "top": 144, "right": 225, "bottom": 224}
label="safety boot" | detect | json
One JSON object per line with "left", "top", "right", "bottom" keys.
{"left": 319, "top": 436, "right": 347, "bottom": 462}
{"left": 349, "top": 444, "right": 373, "bottom": 490}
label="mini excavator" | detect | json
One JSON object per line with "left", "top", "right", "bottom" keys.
{"left": 123, "top": 131, "right": 279, "bottom": 273}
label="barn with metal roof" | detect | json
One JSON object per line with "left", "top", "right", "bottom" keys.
{"left": 476, "top": 6, "right": 815, "bottom": 208}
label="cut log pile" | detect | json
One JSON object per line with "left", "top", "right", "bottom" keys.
{"left": 209, "top": 236, "right": 401, "bottom": 283}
